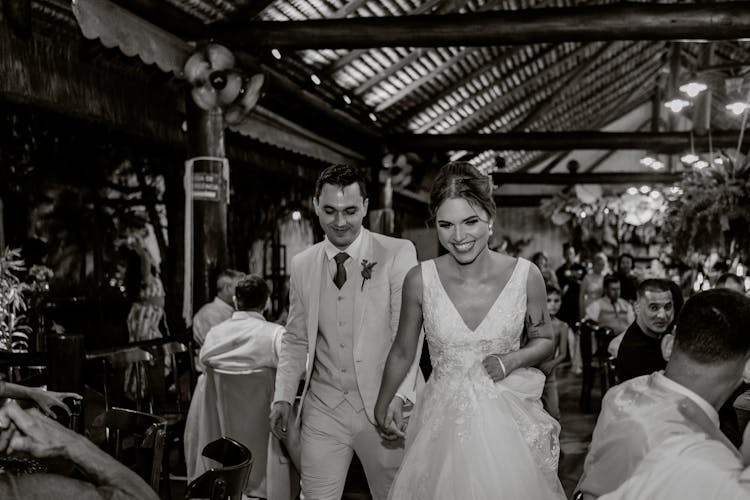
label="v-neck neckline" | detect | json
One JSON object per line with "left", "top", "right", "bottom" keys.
{"left": 431, "top": 258, "right": 520, "bottom": 333}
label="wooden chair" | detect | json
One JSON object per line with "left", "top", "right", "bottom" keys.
{"left": 185, "top": 437, "right": 253, "bottom": 500}
{"left": 94, "top": 407, "right": 167, "bottom": 493}
{"left": 88, "top": 347, "right": 154, "bottom": 412}
{"left": 578, "top": 319, "right": 615, "bottom": 412}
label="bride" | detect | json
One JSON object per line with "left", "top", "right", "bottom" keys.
{"left": 375, "top": 162, "right": 566, "bottom": 499}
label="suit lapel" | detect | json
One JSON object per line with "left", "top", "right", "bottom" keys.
{"left": 306, "top": 245, "right": 324, "bottom": 347}
{"left": 353, "top": 230, "right": 384, "bottom": 349}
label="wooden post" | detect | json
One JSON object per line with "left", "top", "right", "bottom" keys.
{"left": 46, "top": 333, "right": 85, "bottom": 432}
{"left": 186, "top": 100, "right": 228, "bottom": 315}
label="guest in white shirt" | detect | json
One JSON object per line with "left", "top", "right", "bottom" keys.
{"left": 585, "top": 275, "right": 635, "bottom": 336}
{"left": 192, "top": 268, "right": 245, "bottom": 348}
{"left": 576, "top": 288, "right": 750, "bottom": 499}
{"left": 184, "top": 275, "right": 287, "bottom": 499}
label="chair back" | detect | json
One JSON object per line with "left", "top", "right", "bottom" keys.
{"left": 185, "top": 437, "right": 253, "bottom": 500}
{"left": 97, "top": 407, "right": 167, "bottom": 492}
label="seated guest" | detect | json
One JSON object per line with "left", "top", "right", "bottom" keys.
{"left": 717, "top": 272, "right": 746, "bottom": 293}
{"left": 184, "top": 275, "right": 289, "bottom": 500}
{"left": 0, "top": 400, "right": 158, "bottom": 499}
{"left": 576, "top": 289, "right": 750, "bottom": 499}
{"left": 614, "top": 253, "right": 638, "bottom": 302}
{"left": 615, "top": 279, "right": 674, "bottom": 382}
{"left": 192, "top": 269, "right": 245, "bottom": 348}
{"left": 585, "top": 275, "right": 634, "bottom": 336}
{"left": 531, "top": 250, "right": 560, "bottom": 289}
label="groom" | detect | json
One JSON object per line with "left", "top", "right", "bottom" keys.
{"left": 270, "top": 164, "right": 422, "bottom": 500}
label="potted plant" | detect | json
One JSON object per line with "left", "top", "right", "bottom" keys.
{"left": 0, "top": 247, "right": 31, "bottom": 351}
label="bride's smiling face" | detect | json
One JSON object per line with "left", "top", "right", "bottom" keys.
{"left": 436, "top": 197, "right": 493, "bottom": 265}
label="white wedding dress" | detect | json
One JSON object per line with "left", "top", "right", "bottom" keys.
{"left": 388, "top": 258, "right": 566, "bottom": 499}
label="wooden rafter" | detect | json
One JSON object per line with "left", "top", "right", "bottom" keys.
{"left": 492, "top": 172, "right": 683, "bottom": 185}
{"left": 213, "top": 3, "right": 750, "bottom": 49}
{"left": 466, "top": 43, "right": 663, "bottom": 135}
{"left": 415, "top": 44, "right": 580, "bottom": 134}
{"left": 354, "top": 0, "right": 564, "bottom": 100}
{"left": 323, "top": 0, "right": 445, "bottom": 75}
{"left": 386, "top": 131, "right": 746, "bottom": 153}
{"left": 404, "top": 44, "right": 557, "bottom": 133}
{"left": 513, "top": 42, "right": 614, "bottom": 132}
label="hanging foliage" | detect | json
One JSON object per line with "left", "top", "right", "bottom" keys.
{"left": 539, "top": 184, "right": 669, "bottom": 255}
{"left": 665, "top": 152, "right": 750, "bottom": 260}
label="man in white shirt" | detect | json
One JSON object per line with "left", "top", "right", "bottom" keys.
{"left": 185, "top": 275, "right": 286, "bottom": 499}
{"left": 576, "top": 288, "right": 750, "bottom": 499}
{"left": 585, "top": 275, "right": 634, "bottom": 336}
{"left": 192, "top": 268, "right": 245, "bottom": 348}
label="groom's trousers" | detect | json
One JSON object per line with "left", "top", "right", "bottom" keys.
{"left": 300, "top": 391, "right": 404, "bottom": 500}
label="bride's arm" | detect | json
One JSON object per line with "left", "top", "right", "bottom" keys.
{"left": 375, "top": 265, "right": 424, "bottom": 436}
{"left": 484, "top": 264, "right": 555, "bottom": 381}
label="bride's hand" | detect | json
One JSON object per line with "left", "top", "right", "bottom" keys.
{"left": 375, "top": 397, "right": 406, "bottom": 441}
{"left": 482, "top": 354, "right": 508, "bottom": 382}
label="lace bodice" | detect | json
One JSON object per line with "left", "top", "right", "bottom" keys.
{"left": 421, "top": 258, "right": 529, "bottom": 382}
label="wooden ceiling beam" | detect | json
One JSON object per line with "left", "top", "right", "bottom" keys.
{"left": 492, "top": 172, "right": 683, "bottom": 185}
{"left": 323, "top": 0, "right": 445, "bottom": 75}
{"left": 386, "top": 131, "right": 747, "bottom": 153}
{"left": 355, "top": 0, "right": 564, "bottom": 100}
{"left": 213, "top": 3, "right": 750, "bottom": 50}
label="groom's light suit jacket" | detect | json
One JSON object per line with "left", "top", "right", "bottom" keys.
{"left": 274, "top": 229, "right": 423, "bottom": 424}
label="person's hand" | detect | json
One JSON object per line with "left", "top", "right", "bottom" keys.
{"left": 0, "top": 402, "right": 80, "bottom": 459}
{"left": 376, "top": 397, "right": 405, "bottom": 441}
{"left": 482, "top": 354, "right": 508, "bottom": 382}
{"left": 270, "top": 401, "right": 292, "bottom": 440}
{"left": 28, "top": 388, "right": 81, "bottom": 418}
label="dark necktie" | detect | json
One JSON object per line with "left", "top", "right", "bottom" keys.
{"left": 333, "top": 252, "right": 349, "bottom": 289}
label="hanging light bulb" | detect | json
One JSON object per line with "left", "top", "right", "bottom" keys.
{"left": 626, "top": 186, "right": 639, "bottom": 195}
{"left": 693, "top": 160, "right": 709, "bottom": 170}
{"left": 664, "top": 98, "right": 690, "bottom": 113}
{"left": 679, "top": 81, "right": 707, "bottom": 98}
{"left": 725, "top": 77, "right": 749, "bottom": 116}
{"left": 681, "top": 153, "right": 699, "bottom": 164}
{"left": 639, "top": 185, "right": 651, "bottom": 194}
{"left": 726, "top": 102, "right": 750, "bottom": 115}
{"left": 640, "top": 155, "right": 656, "bottom": 167}
{"left": 649, "top": 160, "right": 665, "bottom": 170}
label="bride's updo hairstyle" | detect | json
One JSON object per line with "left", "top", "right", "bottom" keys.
{"left": 429, "top": 161, "right": 496, "bottom": 224}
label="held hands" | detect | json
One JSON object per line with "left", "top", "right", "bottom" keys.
{"left": 375, "top": 397, "right": 406, "bottom": 441}
{"left": 270, "top": 401, "right": 292, "bottom": 440}
{"left": 482, "top": 354, "right": 508, "bottom": 382}
{"left": 0, "top": 400, "right": 79, "bottom": 459}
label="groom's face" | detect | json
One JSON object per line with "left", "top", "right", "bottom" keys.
{"left": 314, "top": 182, "right": 368, "bottom": 250}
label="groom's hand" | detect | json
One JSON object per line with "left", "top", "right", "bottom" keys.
{"left": 270, "top": 401, "right": 292, "bottom": 440}
{"left": 376, "top": 397, "right": 406, "bottom": 441}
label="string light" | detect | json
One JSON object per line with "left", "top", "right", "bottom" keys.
{"left": 626, "top": 187, "right": 639, "bottom": 195}
{"left": 679, "top": 81, "right": 707, "bottom": 98}
{"left": 693, "top": 160, "right": 709, "bottom": 170}
{"left": 681, "top": 153, "right": 699, "bottom": 164}
{"left": 271, "top": 49, "right": 282, "bottom": 60}
{"left": 310, "top": 74, "right": 321, "bottom": 85}
{"left": 342, "top": 95, "right": 352, "bottom": 105}
{"left": 664, "top": 98, "right": 690, "bottom": 113}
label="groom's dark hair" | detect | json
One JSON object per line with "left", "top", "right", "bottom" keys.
{"left": 674, "top": 288, "right": 750, "bottom": 363}
{"left": 315, "top": 164, "right": 369, "bottom": 200}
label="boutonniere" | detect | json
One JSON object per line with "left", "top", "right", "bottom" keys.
{"left": 360, "top": 259, "right": 377, "bottom": 291}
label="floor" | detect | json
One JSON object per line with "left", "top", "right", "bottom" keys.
{"left": 169, "top": 363, "right": 598, "bottom": 499}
